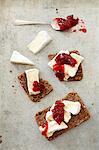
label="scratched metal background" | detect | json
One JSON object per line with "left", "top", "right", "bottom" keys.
{"left": 0, "top": 0, "right": 99, "bottom": 150}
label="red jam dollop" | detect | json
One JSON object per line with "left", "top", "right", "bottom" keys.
{"left": 65, "top": 15, "right": 79, "bottom": 29}
{"left": 41, "top": 122, "right": 48, "bottom": 136}
{"left": 54, "top": 18, "right": 68, "bottom": 31}
{"left": 53, "top": 52, "right": 77, "bottom": 81}
{"left": 55, "top": 53, "right": 77, "bottom": 67}
{"left": 54, "top": 15, "right": 79, "bottom": 31}
{"left": 52, "top": 100, "right": 65, "bottom": 125}
{"left": 53, "top": 64, "right": 64, "bottom": 81}
{"left": 32, "top": 81, "right": 45, "bottom": 92}
{"left": 53, "top": 64, "right": 64, "bottom": 72}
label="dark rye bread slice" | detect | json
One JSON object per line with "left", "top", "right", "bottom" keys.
{"left": 35, "top": 92, "right": 90, "bottom": 141}
{"left": 48, "top": 50, "right": 83, "bottom": 81}
{"left": 18, "top": 73, "right": 53, "bottom": 102}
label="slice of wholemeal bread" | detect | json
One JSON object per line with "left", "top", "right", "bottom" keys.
{"left": 48, "top": 50, "right": 83, "bottom": 81}
{"left": 18, "top": 73, "right": 53, "bottom": 102}
{"left": 35, "top": 92, "right": 90, "bottom": 140}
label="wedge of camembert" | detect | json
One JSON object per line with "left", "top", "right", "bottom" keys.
{"left": 10, "top": 51, "right": 33, "bottom": 65}
{"left": 27, "top": 31, "right": 52, "bottom": 54}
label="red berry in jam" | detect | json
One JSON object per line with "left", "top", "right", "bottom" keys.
{"left": 32, "top": 81, "right": 45, "bottom": 92}
{"left": 52, "top": 100, "right": 65, "bottom": 125}
{"left": 33, "top": 81, "right": 39, "bottom": 86}
{"left": 53, "top": 64, "right": 64, "bottom": 72}
{"left": 32, "top": 81, "right": 40, "bottom": 92}
{"left": 33, "top": 86, "right": 40, "bottom": 92}
{"left": 53, "top": 64, "right": 60, "bottom": 72}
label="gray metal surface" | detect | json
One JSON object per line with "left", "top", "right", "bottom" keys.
{"left": 0, "top": 0, "right": 99, "bottom": 150}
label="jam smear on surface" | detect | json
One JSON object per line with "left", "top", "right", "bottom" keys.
{"left": 32, "top": 81, "right": 45, "bottom": 92}
{"left": 52, "top": 100, "right": 65, "bottom": 124}
{"left": 73, "top": 29, "right": 76, "bottom": 32}
{"left": 71, "top": 19, "right": 87, "bottom": 33}
{"left": 41, "top": 122, "right": 48, "bottom": 136}
{"left": 79, "top": 28, "right": 87, "bottom": 33}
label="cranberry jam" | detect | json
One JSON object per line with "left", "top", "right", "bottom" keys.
{"left": 32, "top": 81, "right": 45, "bottom": 92}
{"left": 54, "top": 18, "right": 68, "bottom": 31}
{"left": 52, "top": 100, "right": 65, "bottom": 125}
{"left": 41, "top": 122, "right": 48, "bottom": 136}
{"left": 55, "top": 53, "right": 77, "bottom": 67}
{"left": 54, "top": 15, "right": 79, "bottom": 31}
{"left": 53, "top": 52, "right": 77, "bottom": 81}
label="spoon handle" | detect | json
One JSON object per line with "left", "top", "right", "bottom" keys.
{"left": 14, "top": 19, "right": 50, "bottom": 26}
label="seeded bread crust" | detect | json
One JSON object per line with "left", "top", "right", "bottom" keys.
{"left": 18, "top": 73, "right": 53, "bottom": 102}
{"left": 35, "top": 92, "right": 90, "bottom": 141}
{"left": 48, "top": 50, "right": 83, "bottom": 81}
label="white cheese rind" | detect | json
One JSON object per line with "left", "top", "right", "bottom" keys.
{"left": 10, "top": 51, "right": 34, "bottom": 65}
{"left": 25, "top": 68, "right": 40, "bottom": 95}
{"left": 27, "top": 31, "right": 52, "bottom": 54}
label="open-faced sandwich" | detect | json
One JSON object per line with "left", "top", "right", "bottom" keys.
{"left": 18, "top": 68, "right": 53, "bottom": 102}
{"left": 35, "top": 92, "right": 90, "bottom": 140}
{"left": 48, "top": 50, "right": 84, "bottom": 81}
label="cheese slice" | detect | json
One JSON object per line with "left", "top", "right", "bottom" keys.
{"left": 64, "top": 53, "right": 84, "bottom": 78}
{"left": 25, "top": 68, "right": 40, "bottom": 95}
{"left": 10, "top": 51, "right": 33, "bottom": 65}
{"left": 27, "top": 31, "right": 52, "bottom": 54}
{"left": 39, "top": 120, "right": 68, "bottom": 138}
{"left": 64, "top": 111, "right": 71, "bottom": 123}
{"left": 46, "top": 111, "right": 53, "bottom": 121}
{"left": 63, "top": 100, "right": 81, "bottom": 115}
{"left": 47, "top": 121, "right": 68, "bottom": 137}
